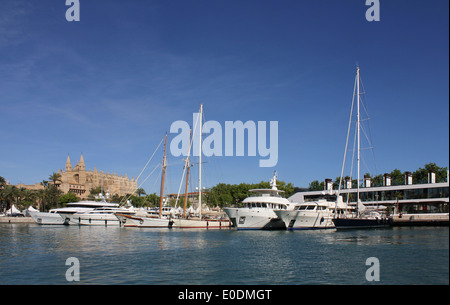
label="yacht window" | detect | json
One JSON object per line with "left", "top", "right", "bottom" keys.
{"left": 307, "top": 205, "right": 315, "bottom": 210}
{"left": 299, "top": 206, "right": 307, "bottom": 210}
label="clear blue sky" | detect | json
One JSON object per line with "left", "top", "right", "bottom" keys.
{"left": 1, "top": 0, "right": 448, "bottom": 195}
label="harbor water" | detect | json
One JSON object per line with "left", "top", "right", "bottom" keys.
{"left": 0, "top": 224, "right": 448, "bottom": 285}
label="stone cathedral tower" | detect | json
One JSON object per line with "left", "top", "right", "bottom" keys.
{"left": 58, "top": 154, "right": 137, "bottom": 199}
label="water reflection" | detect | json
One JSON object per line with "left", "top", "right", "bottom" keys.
{"left": 0, "top": 224, "right": 448, "bottom": 284}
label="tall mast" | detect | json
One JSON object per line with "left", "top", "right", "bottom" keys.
{"left": 159, "top": 133, "right": 167, "bottom": 218}
{"left": 183, "top": 129, "right": 192, "bottom": 218}
{"left": 356, "top": 67, "right": 361, "bottom": 216}
{"left": 198, "top": 104, "right": 203, "bottom": 220}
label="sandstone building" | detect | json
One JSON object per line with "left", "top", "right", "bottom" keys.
{"left": 57, "top": 154, "right": 137, "bottom": 199}
{"left": 15, "top": 154, "right": 138, "bottom": 200}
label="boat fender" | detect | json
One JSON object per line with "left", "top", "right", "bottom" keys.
{"left": 139, "top": 219, "right": 144, "bottom": 225}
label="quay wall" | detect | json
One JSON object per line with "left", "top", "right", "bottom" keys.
{"left": 390, "top": 213, "right": 449, "bottom": 226}
{"left": 0, "top": 217, "right": 35, "bottom": 224}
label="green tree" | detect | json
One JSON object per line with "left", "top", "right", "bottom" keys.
{"left": 59, "top": 192, "right": 80, "bottom": 206}
{"left": 49, "top": 172, "right": 62, "bottom": 186}
{"left": 136, "top": 188, "right": 147, "bottom": 197}
{"left": 413, "top": 163, "right": 448, "bottom": 184}
{"left": 308, "top": 180, "right": 323, "bottom": 191}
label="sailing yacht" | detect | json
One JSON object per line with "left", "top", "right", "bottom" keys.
{"left": 115, "top": 133, "right": 176, "bottom": 228}
{"left": 332, "top": 67, "right": 389, "bottom": 229}
{"left": 171, "top": 104, "right": 231, "bottom": 229}
{"left": 223, "top": 172, "right": 294, "bottom": 230}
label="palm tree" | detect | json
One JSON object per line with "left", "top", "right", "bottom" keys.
{"left": 0, "top": 176, "right": 6, "bottom": 213}
{"left": 49, "top": 172, "right": 62, "bottom": 187}
{"left": 48, "top": 173, "right": 62, "bottom": 208}
{"left": 2, "top": 185, "right": 18, "bottom": 214}
{"left": 36, "top": 189, "right": 45, "bottom": 212}
{"left": 136, "top": 188, "right": 147, "bottom": 197}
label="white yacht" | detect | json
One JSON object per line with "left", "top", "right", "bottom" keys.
{"left": 64, "top": 206, "right": 135, "bottom": 226}
{"left": 223, "top": 172, "right": 294, "bottom": 230}
{"left": 29, "top": 201, "right": 120, "bottom": 225}
{"left": 275, "top": 197, "right": 350, "bottom": 230}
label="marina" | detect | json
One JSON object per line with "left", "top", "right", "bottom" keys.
{"left": 0, "top": 223, "right": 447, "bottom": 285}
{"left": 0, "top": 0, "right": 448, "bottom": 290}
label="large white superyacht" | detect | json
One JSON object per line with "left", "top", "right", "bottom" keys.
{"left": 63, "top": 206, "right": 135, "bottom": 226}
{"left": 29, "top": 200, "right": 120, "bottom": 225}
{"left": 223, "top": 172, "right": 294, "bottom": 230}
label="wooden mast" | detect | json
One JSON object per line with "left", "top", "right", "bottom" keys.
{"left": 159, "top": 133, "right": 167, "bottom": 218}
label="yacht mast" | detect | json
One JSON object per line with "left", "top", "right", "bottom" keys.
{"left": 198, "top": 104, "right": 203, "bottom": 220}
{"left": 159, "top": 133, "right": 167, "bottom": 218}
{"left": 356, "top": 67, "right": 361, "bottom": 216}
{"left": 183, "top": 129, "right": 192, "bottom": 218}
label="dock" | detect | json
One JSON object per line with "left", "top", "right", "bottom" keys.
{"left": 0, "top": 216, "right": 35, "bottom": 224}
{"left": 389, "top": 213, "right": 449, "bottom": 226}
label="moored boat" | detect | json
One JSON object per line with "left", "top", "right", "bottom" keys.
{"left": 223, "top": 172, "right": 294, "bottom": 230}
{"left": 29, "top": 200, "right": 120, "bottom": 225}
{"left": 275, "top": 198, "right": 349, "bottom": 230}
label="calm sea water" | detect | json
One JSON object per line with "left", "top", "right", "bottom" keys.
{"left": 0, "top": 224, "right": 448, "bottom": 285}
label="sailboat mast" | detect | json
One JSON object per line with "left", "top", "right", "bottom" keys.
{"left": 356, "top": 67, "right": 361, "bottom": 216}
{"left": 198, "top": 104, "right": 203, "bottom": 220}
{"left": 183, "top": 129, "right": 192, "bottom": 218}
{"left": 159, "top": 133, "right": 167, "bottom": 218}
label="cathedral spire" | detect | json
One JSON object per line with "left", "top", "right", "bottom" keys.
{"left": 79, "top": 153, "right": 85, "bottom": 170}
{"left": 65, "top": 154, "right": 72, "bottom": 171}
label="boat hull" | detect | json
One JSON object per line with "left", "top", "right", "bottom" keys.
{"left": 116, "top": 214, "right": 174, "bottom": 228}
{"left": 332, "top": 217, "right": 389, "bottom": 229}
{"left": 64, "top": 213, "right": 123, "bottom": 226}
{"left": 29, "top": 212, "right": 68, "bottom": 225}
{"left": 173, "top": 218, "right": 231, "bottom": 229}
{"left": 223, "top": 207, "right": 286, "bottom": 230}
{"left": 275, "top": 210, "right": 335, "bottom": 230}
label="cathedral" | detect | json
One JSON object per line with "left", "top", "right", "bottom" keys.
{"left": 57, "top": 154, "right": 137, "bottom": 199}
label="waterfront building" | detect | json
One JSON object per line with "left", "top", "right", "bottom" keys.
{"left": 290, "top": 171, "right": 449, "bottom": 214}
{"left": 15, "top": 154, "right": 137, "bottom": 200}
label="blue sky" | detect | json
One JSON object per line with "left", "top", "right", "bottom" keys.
{"left": 0, "top": 0, "right": 448, "bottom": 195}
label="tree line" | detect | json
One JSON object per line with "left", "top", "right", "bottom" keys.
{"left": 308, "top": 162, "right": 448, "bottom": 191}
{"left": 1, "top": 162, "right": 447, "bottom": 212}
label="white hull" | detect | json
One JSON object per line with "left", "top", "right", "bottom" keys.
{"left": 173, "top": 218, "right": 231, "bottom": 229}
{"left": 64, "top": 213, "right": 122, "bottom": 226}
{"left": 275, "top": 210, "right": 335, "bottom": 230}
{"left": 116, "top": 214, "right": 174, "bottom": 228}
{"left": 29, "top": 211, "right": 67, "bottom": 225}
{"left": 223, "top": 207, "right": 286, "bottom": 230}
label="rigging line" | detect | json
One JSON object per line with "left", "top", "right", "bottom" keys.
{"left": 137, "top": 163, "right": 162, "bottom": 190}
{"left": 136, "top": 135, "right": 165, "bottom": 182}
{"left": 121, "top": 163, "right": 162, "bottom": 207}
{"left": 338, "top": 73, "right": 357, "bottom": 195}
{"left": 119, "top": 135, "right": 165, "bottom": 206}
{"left": 347, "top": 117, "right": 358, "bottom": 205}
{"left": 174, "top": 106, "right": 200, "bottom": 207}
